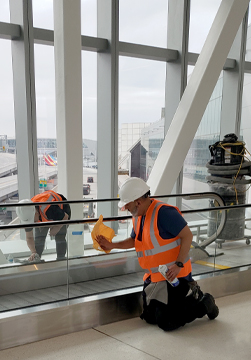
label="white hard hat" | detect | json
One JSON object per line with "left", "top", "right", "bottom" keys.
{"left": 16, "top": 199, "right": 35, "bottom": 224}
{"left": 118, "top": 177, "right": 150, "bottom": 208}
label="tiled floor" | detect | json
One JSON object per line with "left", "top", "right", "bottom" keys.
{"left": 1, "top": 290, "right": 251, "bottom": 360}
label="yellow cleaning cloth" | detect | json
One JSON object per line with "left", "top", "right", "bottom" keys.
{"left": 91, "top": 215, "right": 115, "bottom": 253}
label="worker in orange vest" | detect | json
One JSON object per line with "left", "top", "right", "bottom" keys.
{"left": 96, "top": 177, "right": 219, "bottom": 331}
{"left": 16, "top": 190, "right": 71, "bottom": 262}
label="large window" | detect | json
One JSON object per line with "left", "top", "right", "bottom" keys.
{"left": 32, "top": 0, "right": 54, "bottom": 30}
{"left": 82, "top": 51, "right": 97, "bottom": 203}
{"left": 119, "top": 56, "right": 166, "bottom": 178}
{"left": 189, "top": 0, "right": 221, "bottom": 53}
{"left": 34, "top": 44, "right": 57, "bottom": 192}
{"left": 81, "top": 0, "right": 97, "bottom": 36}
{"left": 0, "top": 39, "right": 17, "bottom": 226}
{"left": 0, "top": 0, "right": 10, "bottom": 22}
{"left": 240, "top": 73, "right": 251, "bottom": 207}
{"left": 0, "top": 40, "right": 15, "bottom": 142}
{"left": 119, "top": 57, "right": 166, "bottom": 125}
{"left": 119, "top": 0, "right": 168, "bottom": 47}
{"left": 182, "top": 73, "right": 222, "bottom": 190}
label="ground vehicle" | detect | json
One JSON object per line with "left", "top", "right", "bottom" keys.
{"left": 83, "top": 184, "right": 90, "bottom": 195}
{"left": 83, "top": 202, "right": 95, "bottom": 218}
{"left": 87, "top": 177, "right": 93, "bottom": 183}
{"left": 83, "top": 201, "right": 95, "bottom": 229}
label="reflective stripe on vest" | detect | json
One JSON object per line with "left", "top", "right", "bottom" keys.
{"left": 31, "top": 190, "right": 63, "bottom": 222}
{"left": 133, "top": 199, "right": 192, "bottom": 282}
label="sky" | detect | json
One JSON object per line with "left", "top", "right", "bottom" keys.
{"left": 0, "top": 0, "right": 250, "bottom": 140}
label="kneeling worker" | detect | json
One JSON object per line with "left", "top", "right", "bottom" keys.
{"left": 96, "top": 177, "right": 219, "bottom": 331}
{"left": 16, "top": 190, "right": 71, "bottom": 262}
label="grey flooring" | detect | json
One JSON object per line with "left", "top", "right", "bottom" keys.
{"left": 1, "top": 290, "right": 251, "bottom": 359}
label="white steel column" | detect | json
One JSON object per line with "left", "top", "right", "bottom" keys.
{"left": 165, "top": 0, "right": 190, "bottom": 129}
{"left": 220, "top": 9, "right": 248, "bottom": 137}
{"left": 165, "top": 0, "right": 190, "bottom": 205}
{"left": 97, "top": 0, "right": 119, "bottom": 218}
{"left": 54, "top": 0, "right": 83, "bottom": 254}
{"left": 9, "top": 0, "right": 39, "bottom": 199}
{"left": 147, "top": 0, "right": 250, "bottom": 195}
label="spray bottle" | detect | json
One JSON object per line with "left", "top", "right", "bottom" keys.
{"left": 158, "top": 264, "right": 179, "bottom": 287}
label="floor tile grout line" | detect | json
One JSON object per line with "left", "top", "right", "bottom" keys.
{"left": 93, "top": 327, "right": 161, "bottom": 360}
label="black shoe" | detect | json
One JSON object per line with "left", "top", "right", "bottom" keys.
{"left": 201, "top": 293, "right": 219, "bottom": 320}
{"left": 158, "top": 321, "right": 181, "bottom": 332}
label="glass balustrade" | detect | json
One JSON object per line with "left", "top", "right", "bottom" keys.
{"left": 0, "top": 193, "right": 251, "bottom": 313}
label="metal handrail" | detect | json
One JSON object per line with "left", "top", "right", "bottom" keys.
{"left": 1, "top": 191, "right": 224, "bottom": 207}
{"left": 2, "top": 190, "right": 249, "bottom": 250}
{"left": 0, "top": 191, "right": 227, "bottom": 250}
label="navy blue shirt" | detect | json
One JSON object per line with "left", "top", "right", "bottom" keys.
{"left": 130, "top": 205, "right": 187, "bottom": 240}
{"left": 25, "top": 194, "right": 71, "bottom": 232}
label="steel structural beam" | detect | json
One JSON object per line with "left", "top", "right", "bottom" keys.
{"left": 119, "top": 41, "right": 178, "bottom": 62}
{"left": 9, "top": 0, "right": 39, "bottom": 199}
{"left": 53, "top": 0, "right": 83, "bottom": 230}
{"left": 163, "top": 0, "right": 190, "bottom": 207}
{"left": 244, "top": 61, "right": 251, "bottom": 73}
{"left": 147, "top": 0, "right": 250, "bottom": 196}
{"left": 188, "top": 52, "right": 236, "bottom": 70}
{"left": 0, "top": 21, "right": 20, "bottom": 39}
{"left": 220, "top": 8, "right": 249, "bottom": 137}
{"left": 97, "top": 0, "right": 119, "bottom": 221}
{"left": 33, "top": 27, "right": 109, "bottom": 52}
{"left": 1, "top": 21, "right": 250, "bottom": 71}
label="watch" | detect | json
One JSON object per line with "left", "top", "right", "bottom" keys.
{"left": 175, "top": 261, "right": 184, "bottom": 268}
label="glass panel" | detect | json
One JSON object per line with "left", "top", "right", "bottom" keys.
{"left": 32, "top": 0, "right": 54, "bottom": 30}
{"left": 0, "top": 0, "right": 10, "bottom": 22}
{"left": 119, "top": 0, "right": 168, "bottom": 47}
{"left": 189, "top": 0, "right": 221, "bottom": 53}
{"left": 0, "top": 202, "right": 69, "bottom": 312}
{"left": 1, "top": 196, "right": 251, "bottom": 312}
{"left": 0, "top": 39, "right": 17, "bottom": 231}
{"left": 119, "top": 56, "right": 166, "bottom": 180}
{"left": 34, "top": 44, "right": 58, "bottom": 193}
{"left": 240, "top": 73, "right": 251, "bottom": 211}
{"left": 81, "top": 0, "right": 97, "bottom": 36}
{"left": 82, "top": 51, "right": 97, "bottom": 252}
{"left": 182, "top": 68, "right": 222, "bottom": 200}
{"left": 82, "top": 51, "right": 97, "bottom": 142}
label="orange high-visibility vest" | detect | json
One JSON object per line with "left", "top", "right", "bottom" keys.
{"left": 31, "top": 190, "right": 64, "bottom": 222}
{"left": 133, "top": 199, "right": 192, "bottom": 282}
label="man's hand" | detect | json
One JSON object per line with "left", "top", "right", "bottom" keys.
{"left": 96, "top": 235, "right": 114, "bottom": 251}
{"left": 28, "top": 252, "right": 39, "bottom": 262}
{"left": 166, "top": 264, "right": 181, "bottom": 282}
